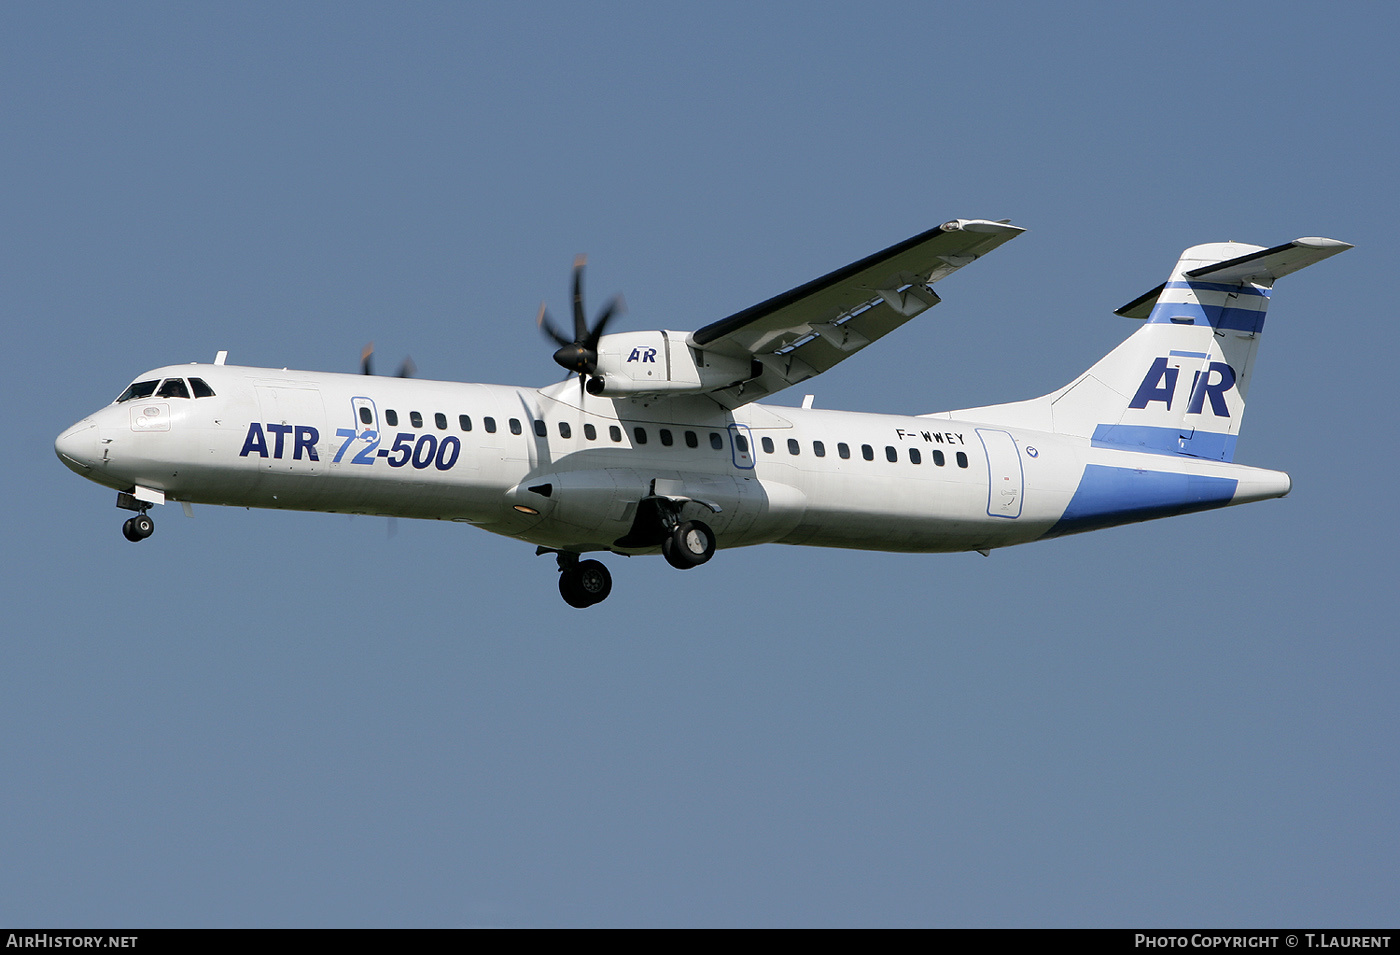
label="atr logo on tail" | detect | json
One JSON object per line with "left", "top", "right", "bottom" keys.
{"left": 1128, "top": 357, "right": 1237, "bottom": 416}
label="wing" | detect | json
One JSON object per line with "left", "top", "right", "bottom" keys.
{"left": 690, "top": 218, "right": 1024, "bottom": 408}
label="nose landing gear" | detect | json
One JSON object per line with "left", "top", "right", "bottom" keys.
{"left": 121, "top": 513, "right": 154, "bottom": 542}
{"left": 116, "top": 489, "right": 156, "bottom": 542}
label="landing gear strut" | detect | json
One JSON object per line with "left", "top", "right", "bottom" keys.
{"left": 553, "top": 552, "right": 613, "bottom": 609}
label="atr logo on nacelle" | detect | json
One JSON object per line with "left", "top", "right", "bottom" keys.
{"left": 1128, "top": 357, "right": 1237, "bottom": 417}
{"left": 627, "top": 347, "right": 657, "bottom": 363}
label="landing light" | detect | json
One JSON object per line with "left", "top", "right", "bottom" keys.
{"left": 512, "top": 505, "right": 540, "bottom": 516}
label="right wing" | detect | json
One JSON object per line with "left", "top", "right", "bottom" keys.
{"left": 690, "top": 219, "right": 1024, "bottom": 408}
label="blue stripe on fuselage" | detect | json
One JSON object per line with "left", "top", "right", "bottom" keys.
{"left": 1042, "top": 464, "right": 1238, "bottom": 539}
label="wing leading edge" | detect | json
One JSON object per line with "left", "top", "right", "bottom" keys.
{"left": 689, "top": 219, "right": 1024, "bottom": 408}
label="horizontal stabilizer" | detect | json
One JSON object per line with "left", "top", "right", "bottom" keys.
{"left": 1185, "top": 236, "right": 1353, "bottom": 284}
{"left": 1115, "top": 237, "right": 1352, "bottom": 318}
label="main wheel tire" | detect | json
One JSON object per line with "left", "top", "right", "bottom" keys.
{"left": 559, "top": 570, "right": 592, "bottom": 608}
{"left": 574, "top": 559, "right": 612, "bottom": 605}
{"left": 132, "top": 514, "right": 155, "bottom": 539}
{"left": 121, "top": 518, "right": 142, "bottom": 542}
{"left": 663, "top": 520, "right": 715, "bottom": 570}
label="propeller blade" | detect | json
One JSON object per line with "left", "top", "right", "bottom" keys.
{"left": 572, "top": 254, "right": 588, "bottom": 341}
{"left": 397, "top": 357, "right": 416, "bottom": 379}
{"left": 361, "top": 343, "right": 374, "bottom": 376}
{"left": 585, "top": 295, "right": 624, "bottom": 349}
{"left": 537, "top": 303, "right": 572, "bottom": 348}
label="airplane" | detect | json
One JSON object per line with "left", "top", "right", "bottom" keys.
{"left": 54, "top": 219, "right": 1350, "bottom": 607}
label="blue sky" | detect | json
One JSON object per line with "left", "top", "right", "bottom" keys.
{"left": 4, "top": 2, "right": 1396, "bottom": 927}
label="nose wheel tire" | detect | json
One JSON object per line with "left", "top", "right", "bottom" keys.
{"left": 662, "top": 520, "right": 715, "bottom": 570}
{"left": 559, "top": 558, "right": 612, "bottom": 608}
{"left": 122, "top": 514, "right": 154, "bottom": 542}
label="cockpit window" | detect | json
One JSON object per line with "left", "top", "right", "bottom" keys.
{"left": 116, "top": 380, "right": 159, "bottom": 403}
{"left": 157, "top": 378, "right": 191, "bottom": 399}
{"left": 189, "top": 377, "right": 216, "bottom": 398}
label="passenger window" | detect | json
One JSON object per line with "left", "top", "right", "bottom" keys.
{"left": 360, "top": 407, "right": 374, "bottom": 425}
{"left": 909, "top": 448, "right": 921, "bottom": 464}
{"left": 787, "top": 438, "right": 800, "bottom": 455}
{"left": 956, "top": 451, "right": 969, "bottom": 468}
{"left": 584, "top": 423, "right": 597, "bottom": 440}
{"left": 813, "top": 440, "right": 825, "bottom": 457}
{"left": 533, "top": 419, "right": 547, "bottom": 437}
{"left": 410, "top": 411, "right": 423, "bottom": 428}
{"left": 735, "top": 434, "right": 749, "bottom": 453}
{"left": 633, "top": 427, "right": 648, "bottom": 445}
{"left": 838, "top": 443, "right": 850, "bottom": 460}
{"left": 861, "top": 444, "right": 874, "bottom": 461}
{"left": 659, "top": 429, "right": 673, "bottom": 447}
{"left": 435, "top": 413, "right": 447, "bottom": 430}
{"left": 710, "top": 432, "right": 724, "bottom": 450}
{"left": 157, "top": 378, "right": 190, "bottom": 399}
{"left": 459, "top": 414, "right": 473, "bottom": 431}
{"left": 484, "top": 416, "right": 496, "bottom": 433}
{"left": 117, "top": 380, "right": 160, "bottom": 402}
{"left": 509, "top": 418, "right": 522, "bottom": 435}
{"left": 189, "top": 378, "right": 216, "bottom": 398}
{"left": 761, "top": 436, "right": 774, "bottom": 454}
{"left": 609, "top": 425, "right": 622, "bottom": 442}
{"left": 885, "top": 446, "right": 898, "bottom": 462}
{"left": 685, "top": 431, "right": 698, "bottom": 449}
{"left": 932, "top": 449, "right": 945, "bottom": 466}
{"left": 559, "top": 422, "right": 571, "bottom": 439}
{"left": 386, "top": 410, "right": 399, "bottom": 427}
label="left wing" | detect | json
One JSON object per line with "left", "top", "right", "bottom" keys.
{"left": 690, "top": 218, "right": 1024, "bottom": 408}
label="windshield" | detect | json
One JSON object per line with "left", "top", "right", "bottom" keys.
{"left": 116, "top": 379, "right": 159, "bottom": 403}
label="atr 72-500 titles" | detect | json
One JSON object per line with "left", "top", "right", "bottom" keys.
{"left": 56, "top": 219, "right": 1350, "bottom": 607}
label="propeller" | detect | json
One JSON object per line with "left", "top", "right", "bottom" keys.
{"left": 360, "top": 342, "right": 416, "bottom": 378}
{"left": 537, "top": 254, "right": 623, "bottom": 397}
{"left": 358, "top": 343, "right": 411, "bottom": 541}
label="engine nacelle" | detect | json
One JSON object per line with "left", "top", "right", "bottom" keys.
{"left": 587, "top": 330, "right": 755, "bottom": 397}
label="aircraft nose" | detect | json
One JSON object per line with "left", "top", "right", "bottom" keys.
{"left": 55, "top": 420, "right": 98, "bottom": 473}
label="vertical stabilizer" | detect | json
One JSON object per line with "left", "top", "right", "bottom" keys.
{"left": 1084, "top": 238, "right": 1350, "bottom": 460}
{"left": 940, "top": 237, "right": 1350, "bottom": 462}
{"left": 1087, "top": 240, "right": 1273, "bottom": 461}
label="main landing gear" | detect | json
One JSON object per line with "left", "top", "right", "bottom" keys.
{"left": 554, "top": 553, "right": 613, "bottom": 609}
{"left": 542, "top": 483, "right": 721, "bottom": 607}
{"left": 543, "top": 517, "right": 717, "bottom": 609}
{"left": 662, "top": 519, "right": 715, "bottom": 570}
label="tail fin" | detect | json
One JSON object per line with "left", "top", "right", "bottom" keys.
{"left": 938, "top": 237, "right": 1351, "bottom": 461}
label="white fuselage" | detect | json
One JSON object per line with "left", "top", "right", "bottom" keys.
{"left": 55, "top": 362, "right": 1291, "bottom": 558}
